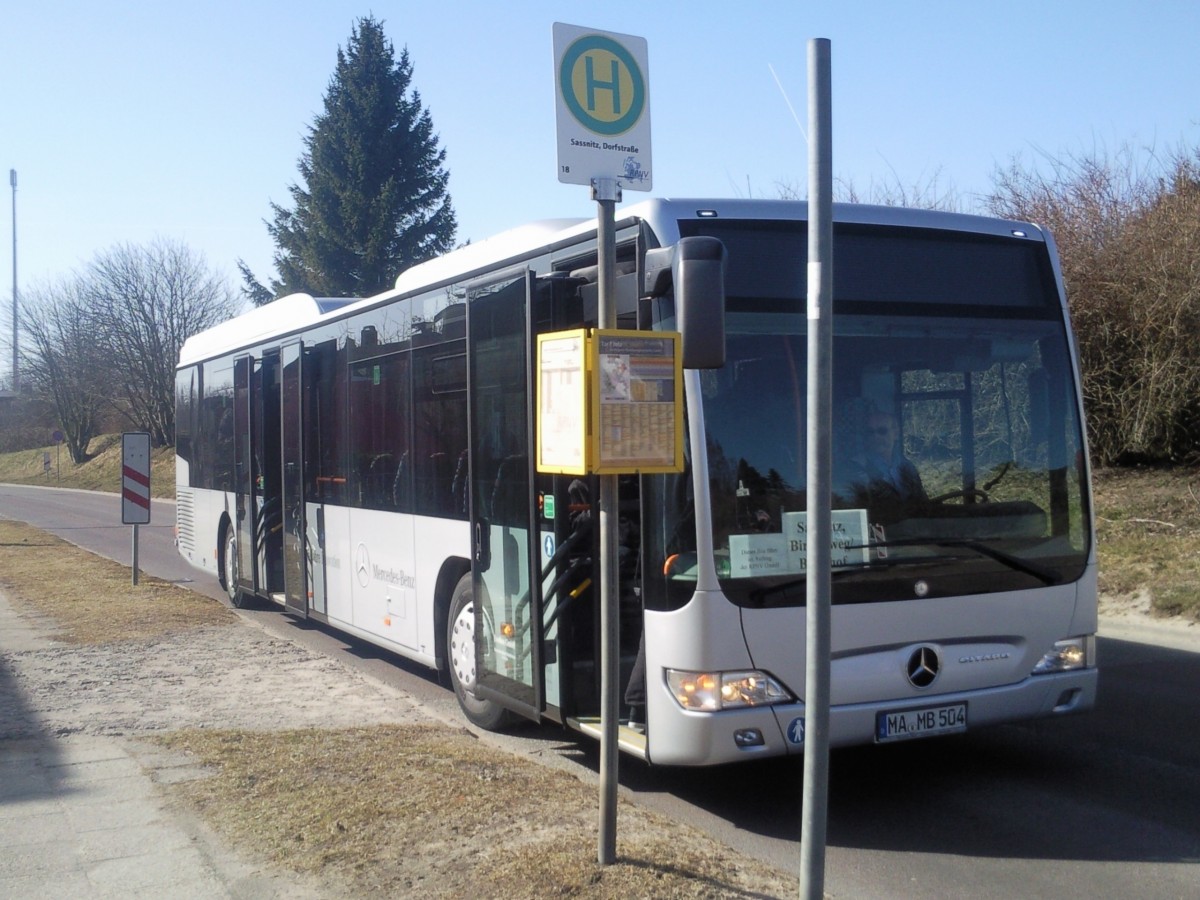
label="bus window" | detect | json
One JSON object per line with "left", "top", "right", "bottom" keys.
{"left": 348, "top": 351, "right": 410, "bottom": 511}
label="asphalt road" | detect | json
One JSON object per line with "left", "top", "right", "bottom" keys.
{"left": 3, "top": 482, "right": 1198, "bottom": 897}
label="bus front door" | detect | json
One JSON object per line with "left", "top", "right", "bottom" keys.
{"left": 468, "top": 269, "right": 544, "bottom": 722}
{"left": 280, "top": 341, "right": 307, "bottom": 616}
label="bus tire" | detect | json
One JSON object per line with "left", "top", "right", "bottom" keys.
{"left": 223, "top": 528, "right": 253, "bottom": 610}
{"left": 447, "top": 573, "right": 516, "bottom": 731}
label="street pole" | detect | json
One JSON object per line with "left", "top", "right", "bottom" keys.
{"left": 9, "top": 169, "right": 17, "bottom": 393}
{"left": 552, "top": 21, "right": 649, "bottom": 868}
{"left": 594, "top": 175, "right": 621, "bottom": 865}
{"left": 800, "top": 37, "right": 833, "bottom": 900}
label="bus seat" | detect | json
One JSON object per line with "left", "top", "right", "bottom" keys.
{"left": 392, "top": 451, "right": 411, "bottom": 509}
{"left": 490, "top": 455, "right": 528, "bottom": 526}
{"left": 421, "top": 451, "right": 452, "bottom": 514}
{"left": 366, "top": 453, "right": 397, "bottom": 508}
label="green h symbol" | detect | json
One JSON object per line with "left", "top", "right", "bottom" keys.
{"left": 585, "top": 55, "right": 621, "bottom": 115}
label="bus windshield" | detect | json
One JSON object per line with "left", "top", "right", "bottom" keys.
{"left": 654, "top": 221, "right": 1090, "bottom": 609}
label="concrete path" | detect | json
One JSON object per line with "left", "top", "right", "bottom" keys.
{"left": 0, "top": 590, "right": 321, "bottom": 900}
{"left": 2, "top": 736, "right": 226, "bottom": 898}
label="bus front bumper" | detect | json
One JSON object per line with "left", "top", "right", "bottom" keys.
{"left": 644, "top": 667, "right": 1098, "bottom": 766}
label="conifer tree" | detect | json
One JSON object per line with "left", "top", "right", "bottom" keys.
{"left": 249, "top": 16, "right": 456, "bottom": 301}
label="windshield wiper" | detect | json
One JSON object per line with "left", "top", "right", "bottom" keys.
{"left": 936, "top": 538, "right": 1058, "bottom": 585}
{"left": 748, "top": 540, "right": 1060, "bottom": 609}
{"left": 747, "top": 578, "right": 807, "bottom": 606}
{"left": 861, "top": 537, "right": 1058, "bottom": 585}
{"left": 746, "top": 537, "right": 1059, "bottom": 606}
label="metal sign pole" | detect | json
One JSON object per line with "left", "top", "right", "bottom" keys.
{"left": 594, "top": 175, "right": 621, "bottom": 865}
{"left": 800, "top": 37, "right": 834, "bottom": 900}
{"left": 553, "top": 22, "right": 650, "bottom": 867}
{"left": 10, "top": 169, "right": 17, "bottom": 393}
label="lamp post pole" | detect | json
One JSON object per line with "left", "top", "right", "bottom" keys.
{"left": 800, "top": 37, "right": 833, "bottom": 900}
{"left": 10, "top": 168, "right": 17, "bottom": 393}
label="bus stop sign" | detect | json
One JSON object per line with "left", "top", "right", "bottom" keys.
{"left": 553, "top": 22, "right": 652, "bottom": 190}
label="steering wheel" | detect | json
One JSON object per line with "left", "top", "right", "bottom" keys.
{"left": 931, "top": 488, "right": 990, "bottom": 504}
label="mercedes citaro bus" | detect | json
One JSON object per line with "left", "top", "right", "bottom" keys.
{"left": 175, "top": 199, "right": 1097, "bottom": 765}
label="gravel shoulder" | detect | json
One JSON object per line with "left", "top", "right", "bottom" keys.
{"left": 0, "top": 613, "right": 433, "bottom": 742}
{"left": 1098, "top": 588, "right": 1200, "bottom": 652}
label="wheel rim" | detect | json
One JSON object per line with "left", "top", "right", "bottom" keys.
{"left": 450, "top": 600, "right": 476, "bottom": 692}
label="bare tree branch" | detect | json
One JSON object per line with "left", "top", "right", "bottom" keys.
{"left": 86, "top": 239, "right": 239, "bottom": 446}
{"left": 20, "top": 279, "right": 109, "bottom": 462}
{"left": 989, "top": 144, "right": 1200, "bottom": 464}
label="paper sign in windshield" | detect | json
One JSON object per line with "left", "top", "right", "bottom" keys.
{"left": 728, "top": 509, "right": 869, "bottom": 579}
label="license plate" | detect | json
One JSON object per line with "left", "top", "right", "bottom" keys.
{"left": 876, "top": 703, "right": 967, "bottom": 743}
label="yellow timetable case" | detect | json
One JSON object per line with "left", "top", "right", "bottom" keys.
{"left": 535, "top": 328, "right": 683, "bottom": 475}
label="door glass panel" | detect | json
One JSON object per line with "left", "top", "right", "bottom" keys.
{"left": 469, "top": 271, "right": 540, "bottom": 714}
{"left": 281, "top": 342, "right": 307, "bottom": 613}
{"left": 233, "top": 355, "right": 255, "bottom": 593}
{"left": 255, "top": 351, "right": 283, "bottom": 594}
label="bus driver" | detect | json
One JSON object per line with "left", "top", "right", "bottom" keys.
{"left": 841, "top": 409, "right": 927, "bottom": 507}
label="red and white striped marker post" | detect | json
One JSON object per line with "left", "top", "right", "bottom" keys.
{"left": 121, "top": 432, "right": 151, "bottom": 585}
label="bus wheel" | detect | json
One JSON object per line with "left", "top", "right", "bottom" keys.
{"left": 223, "top": 529, "right": 252, "bottom": 610}
{"left": 447, "top": 574, "right": 515, "bottom": 731}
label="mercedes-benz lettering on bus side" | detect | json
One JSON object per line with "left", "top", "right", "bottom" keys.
{"left": 175, "top": 199, "right": 1097, "bottom": 766}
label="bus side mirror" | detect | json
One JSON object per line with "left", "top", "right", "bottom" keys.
{"left": 645, "top": 237, "right": 727, "bottom": 369}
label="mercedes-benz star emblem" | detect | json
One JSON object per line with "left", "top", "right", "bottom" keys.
{"left": 355, "top": 543, "right": 371, "bottom": 587}
{"left": 906, "top": 646, "right": 940, "bottom": 689}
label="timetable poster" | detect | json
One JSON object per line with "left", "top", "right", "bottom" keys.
{"left": 594, "top": 331, "right": 681, "bottom": 473}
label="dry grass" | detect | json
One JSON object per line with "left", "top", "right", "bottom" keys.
{"left": 154, "top": 726, "right": 786, "bottom": 898}
{"left": 0, "top": 433, "right": 175, "bottom": 498}
{"left": 0, "top": 520, "right": 234, "bottom": 642}
{"left": 1092, "top": 467, "right": 1200, "bottom": 621}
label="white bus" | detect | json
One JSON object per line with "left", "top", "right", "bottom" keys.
{"left": 175, "top": 199, "right": 1097, "bottom": 766}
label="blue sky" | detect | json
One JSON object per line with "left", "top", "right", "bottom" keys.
{"left": 2, "top": 0, "right": 1199, "bottom": 340}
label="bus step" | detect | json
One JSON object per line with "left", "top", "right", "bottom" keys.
{"left": 570, "top": 717, "right": 647, "bottom": 760}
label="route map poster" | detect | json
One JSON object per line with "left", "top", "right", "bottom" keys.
{"left": 593, "top": 331, "right": 682, "bottom": 474}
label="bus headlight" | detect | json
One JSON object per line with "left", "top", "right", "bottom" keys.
{"left": 1031, "top": 636, "right": 1094, "bottom": 674}
{"left": 665, "top": 669, "right": 793, "bottom": 711}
